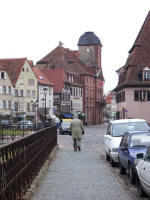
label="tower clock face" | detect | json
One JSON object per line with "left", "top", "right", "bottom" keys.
{"left": 86, "top": 48, "right": 90, "bottom": 52}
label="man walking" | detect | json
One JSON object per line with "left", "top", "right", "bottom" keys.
{"left": 70, "top": 115, "right": 84, "bottom": 151}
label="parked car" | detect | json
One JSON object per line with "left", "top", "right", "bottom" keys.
{"left": 17, "top": 120, "right": 34, "bottom": 130}
{"left": 59, "top": 119, "right": 72, "bottom": 135}
{"left": 118, "top": 131, "right": 150, "bottom": 184}
{"left": 0, "top": 120, "right": 16, "bottom": 129}
{"left": 136, "top": 146, "right": 150, "bottom": 197}
{"left": 104, "top": 119, "right": 149, "bottom": 167}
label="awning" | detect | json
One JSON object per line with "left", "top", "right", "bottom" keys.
{"left": 62, "top": 113, "right": 74, "bottom": 118}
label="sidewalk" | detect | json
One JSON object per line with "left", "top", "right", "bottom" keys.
{"left": 31, "top": 126, "right": 132, "bottom": 200}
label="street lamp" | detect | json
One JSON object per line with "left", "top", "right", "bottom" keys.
{"left": 31, "top": 100, "right": 38, "bottom": 126}
{"left": 43, "top": 87, "right": 48, "bottom": 121}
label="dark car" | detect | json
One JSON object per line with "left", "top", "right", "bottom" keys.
{"left": 118, "top": 131, "right": 150, "bottom": 184}
{"left": 59, "top": 119, "right": 72, "bottom": 135}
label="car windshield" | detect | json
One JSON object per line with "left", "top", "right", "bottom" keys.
{"left": 62, "top": 121, "right": 71, "bottom": 128}
{"left": 19, "top": 120, "right": 31, "bottom": 125}
{"left": 130, "top": 132, "right": 150, "bottom": 148}
{"left": 112, "top": 122, "right": 149, "bottom": 137}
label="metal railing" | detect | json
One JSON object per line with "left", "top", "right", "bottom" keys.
{"left": 0, "top": 122, "right": 53, "bottom": 145}
{"left": 0, "top": 125, "right": 57, "bottom": 200}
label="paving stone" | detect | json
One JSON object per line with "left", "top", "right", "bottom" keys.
{"left": 31, "top": 125, "right": 132, "bottom": 200}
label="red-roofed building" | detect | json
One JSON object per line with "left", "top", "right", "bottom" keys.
{"left": 104, "top": 91, "right": 116, "bottom": 121}
{"left": 36, "top": 32, "right": 105, "bottom": 125}
{"left": 41, "top": 68, "right": 71, "bottom": 115}
{"left": 0, "top": 58, "right": 38, "bottom": 121}
{"left": 114, "top": 11, "right": 150, "bottom": 123}
{"left": 32, "top": 67, "right": 54, "bottom": 121}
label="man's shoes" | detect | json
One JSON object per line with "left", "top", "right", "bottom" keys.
{"left": 74, "top": 148, "right": 77, "bottom": 151}
{"left": 78, "top": 146, "right": 81, "bottom": 151}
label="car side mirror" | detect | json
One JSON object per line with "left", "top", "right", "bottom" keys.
{"left": 136, "top": 153, "right": 144, "bottom": 159}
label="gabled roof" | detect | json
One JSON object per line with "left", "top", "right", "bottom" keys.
{"left": 42, "top": 69, "right": 65, "bottom": 93}
{"left": 114, "top": 11, "right": 150, "bottom": 91}
{"left": 37, "top": 46, "right": 95, "bottom": 76}
{"left": 32, "top": 67, "right": 54, "bottom": 86}
{"left": 0, "top": 58, "right": 27, "bottom": 85}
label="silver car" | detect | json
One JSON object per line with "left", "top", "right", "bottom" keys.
{"left": 136, "top": 146, "right": 150, "bottom": 197}
{"left": 17, "top": 120, "right": 34, "bottom": 130}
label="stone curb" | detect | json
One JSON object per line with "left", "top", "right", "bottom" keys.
{"left": 22, "top": 145, "right": 59, "bottom": 200}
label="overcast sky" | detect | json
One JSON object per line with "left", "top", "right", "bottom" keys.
{"left": 0, "top": 0, "right": 149, "bottom": 94}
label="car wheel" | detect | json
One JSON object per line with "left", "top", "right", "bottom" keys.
{"left": 136, "top": 177, "right": 147, "bottom": 197}
{"left": 129, "top": 165, "right": 136, "bottom": 184}
{"left": 105, "top": 152, "right": 110, "bottom": 161}
{"left": 110, "top": 156, "right": 115, "bottom": 167}
{"left": 119, "top": 163, "right": 126, "bottom": 175}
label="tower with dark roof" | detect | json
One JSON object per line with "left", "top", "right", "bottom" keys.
{"left": 78, "top": 32, "right": 102, "bottom": 69}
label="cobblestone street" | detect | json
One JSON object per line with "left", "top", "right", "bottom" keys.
{"left": 31, "top": 125, "right": 133, "bottom": 200}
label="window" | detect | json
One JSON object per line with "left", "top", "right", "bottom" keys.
{"left": 49, "top": 88, "right": 52, "bottom": 95}
{"left": 32, "top": 103, "right": 35, "bottom": 111}
{"left": 27, "top": 90, "right": 31, "bottom": 97}
{"left": 70, "top": 88, "right": 72, "bottom": 95}
{"left": 143, "top": 71, "right": 150, "bottom": 81}
{"left": 32, "top": 90, "right": 35, "bottom": 98}
{"left": 3, "top": 101, "right": 6, "bottom": 109}
{"left": 22, "top": 68, "right": 24, "bottom": 72}
{"left": 20, "top": 90, "right": 23, "bottom": 97}
{"left": 39, "top": 75, "right": 43, "bottom": 80}
{"left": 20, "top": 78, "right": 24, "bottom": 85}
{"left": 81, "top": 89, "right": 83, "bottom": 97}
{"left": 28, "top": 79, "right": 34, "bottom": 86}
{"left": 8, "top": 101, "right": 11, "bottom": 109}
{"left": 3, "top": 86, "right": 6, "bottom": 95}
{"left": 0, "top": 72, "right": 6, "bottom": 79}
{"left": 15, "top": 90, "right": 18, "bottom": 97}
{"left": 8, "top": 86, "right": 11, "bottom": 95}
{"left": 27, "top": 103, "right": 30, "bottom": 111}
{"left": 116, "top": 91, "right": 125, "bottom": 103}
{"left": 134, "top": 90, "right": 146, "bottom": 101}
{"left": 71, "top": 76, "right": 73, "bottom": 83}
{"left": 147, "top": 91, "right": 150, "bottom": 101}
{"left": 69, "top": 75, "right": 71, "bottom": 82}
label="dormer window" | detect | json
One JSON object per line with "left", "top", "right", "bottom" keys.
{"left": 142, "top": 67, "right": 150, "bottom": 81}
{"left": 143, "top": 71, "right": 150, "bottom": 80}
{"left": 39, "top": 75, "right": 43, "bottom": 80}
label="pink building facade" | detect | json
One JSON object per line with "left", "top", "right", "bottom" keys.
{"left": 114, "top": 11, "right": 150, "bottom": 124}
{"left": 116, "top": 88, "right": 150, "bottom": 123}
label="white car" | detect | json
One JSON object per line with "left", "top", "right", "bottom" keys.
{"left": 104, "top": 119, "right": 149, "bottom": 167}
{"left": 136, "top": 146, "right": 150, "bottom": 197}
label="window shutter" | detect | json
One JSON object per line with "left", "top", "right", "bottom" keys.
{"left": 134, "top": 90, "right": 139, "bottom": 101}
{"left": 0, "top": 86, "right": 3, "bottom": 94}
{"left": 6, "top": 101, "right": 8, "bottom": 109}
{"left": 0, "top": 100, "right": 2, "bottom": 109}
{"left": 147, "top": 91, "right": 150, "bottom": 101}
{"left": 139, "top": 70, "right": 142, "bottom": 81}
{"left": 6, "top": 86, "right": 8, "bottom": 94}
{"left": 4, "top": 73, "right": 6, "bottom": 80}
